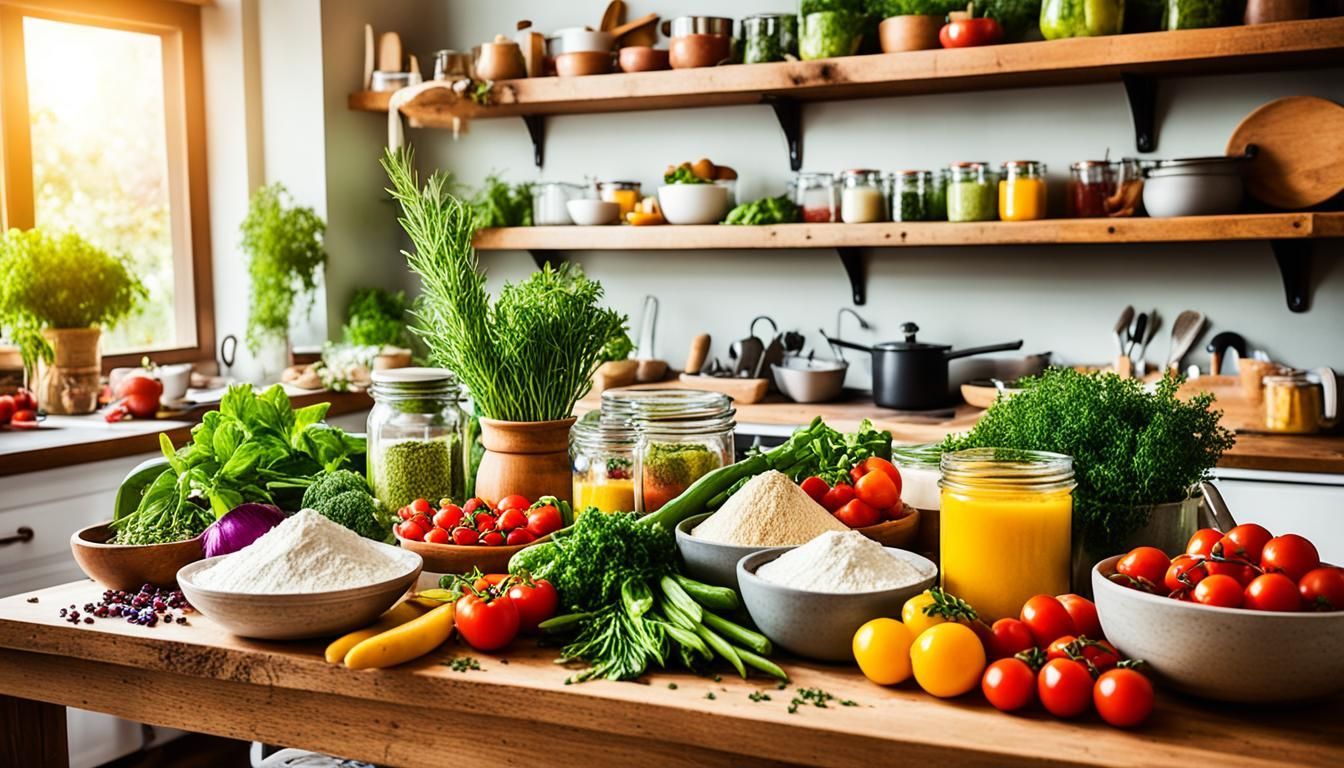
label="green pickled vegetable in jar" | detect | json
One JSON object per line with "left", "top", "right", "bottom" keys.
{"left": 927, "top": 169, "right": 949, "bottom": 221}
{"left": 1163, "top": 0, "right": 1226, "bottom": 29}
{"left": 743, "top": 13, "right": 798, "bottom": 64}
{"left": 1040, "top": 0, "right": 1125, "bottom": 39}
{"left": 946, "top": 163, "right": 998, "bottom": 223}
{"left": 800, "top": 11, "right": 864, "bottom": 59}
{"left": 889, "top": 171, "right": 931, "bottom": 222}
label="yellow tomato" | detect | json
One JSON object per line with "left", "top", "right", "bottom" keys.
{"left": 909, "top": 623, "right": 986, "bottom": 698}
{"left": 901, "top": 591, "right": 946, "bottom": 635}
{"left": 852, "top": 618, "right": 914, "bottom": 686}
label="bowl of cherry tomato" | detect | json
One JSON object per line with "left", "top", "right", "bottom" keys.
{"left": 1092, "top": 524, "right": 1344, "bottom": 703}
{"left": 393, "top": 495, "right": 567, "bottom": 574}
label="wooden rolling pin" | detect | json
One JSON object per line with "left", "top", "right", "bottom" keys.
{"left": 684, "top": 333, "right": 710, "bottom": 375}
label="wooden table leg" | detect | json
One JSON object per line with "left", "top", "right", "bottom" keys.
{"left": 1, "top": 693, "right": 68, "bottom": 768}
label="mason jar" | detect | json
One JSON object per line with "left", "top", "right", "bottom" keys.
{"left": 889, "top": 170, "right": 931, "bottom": 222}
{"left": 602, "top": 389, "right": 735, "bottom": 513}
{"left": 998, "top": 161, "right": 1048, "bottom": 221}
{"left": 792, "top": 171, "right": 837, "bottom": 223}
{"left": 1068, "top": 160, "right": 1116, "bottom": 218}
{"left": 569, "top": 410, "right": 638, "bottom": 514}
{"left": 838, "top": 169, "right": 887, "bottom": 223}
{"left": 367, "top": 368, "right": 467, "bottom": 512}
{"left": 940, "top": 449, "right": 1076, "bottom": 620}
{"left": 742, "top": 13, "right": 798, "bottom": 64}
{"left": 927, "top": 168, "right": 950, "bottom": 221}
{"left": 891, "top": 443, "right": 943, "bottom": 562}
{"left": 598, "top": 180, "right": 642, "bottom": 220}
{"left": 946, "top": 162, "right": 998, "bottom": 222}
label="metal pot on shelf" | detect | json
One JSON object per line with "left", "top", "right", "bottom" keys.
{"left": 821, "top": 322, "right": 1022, "bottom": 410}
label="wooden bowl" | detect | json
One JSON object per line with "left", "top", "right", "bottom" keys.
{"left": 618, "top": 46, "right": 670, "bottom": 72}
{"left": 395, "top": 531, "right": 550, "bottom": 575}
{"left": 555, "top": 51, "right": 612, "bottom": 77}
{"left": 961, "top": 380, "right": 1022, "bottom": 409}
{"left": 857, "top": 506, "right": 921, "bottom": 549}
{"left": 70, "top": 521, "right": 205, "bottom": 590}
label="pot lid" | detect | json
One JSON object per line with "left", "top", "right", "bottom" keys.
{"left": 1153, "top": 148, "right": 1256, "bottom": 169}
{"left": 873, "top": 322, "right": 951, "bottom": 352}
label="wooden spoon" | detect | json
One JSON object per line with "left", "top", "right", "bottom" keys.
{"left": 599, "top": 1, "right": 625, "bottom": 32}
{"left": 612, "top": 12, "right": 659, "bottom": 45}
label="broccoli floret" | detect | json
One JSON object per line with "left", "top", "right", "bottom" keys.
{"left": 310, "top": 490, "right": 389, "bottom": 542}
{"left": 301, "top": 469, "right": 370, "bottom": 510}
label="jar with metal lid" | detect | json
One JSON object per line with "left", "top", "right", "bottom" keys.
{"left": 892, "top": 443, "right": 943, "bottom": 561}
{"left": 839, "top": 169, "right": 887, "bottom": 223}
{"left": 1067, "top": 160, "right": 1116, "bottom": 218}
{"left": 743, "top": 13, "right": 798, "bottom": 64}
{"left": 946, "top": 162, "right": 998, "bottom": 222}
{"left": 602, "top": 389, "right": 735, "bottom": 513}
{"left": 998, "top": 161, "right": 1047, "bottom": 221}
{"left": 1041, "top": 0, "right": 1124, "bottom": 38}
{"left": 889, "top": 170, "right": 931, "bottom": 222}
{"left": 569, "top": 410, "right": 638, "bottom": 514}
{"left": 1263, "top": 369, "right": 1338, "bottom": 434}
{"left": 367, "top": 368, "right": 467, "bottom": 512}
{"left": 532, "top": 181, "right": 584, "bottom": 226}
{"left": 792, "top": 172, "right": 837, "bottom": 222}
{"left": 799, "top": 2, "right": 865, "bottom": 60}
{"left": 598, "top": 180, "right": 642, "bottom": 221}
{"left": 940, "top": 449, "right": 1075, "bottom": 620}
{"left": 926, "top": 168, "right": 950, "bottom": 221}
{"left": 1165, "top": 0, "right": 1230, "bottom": 29}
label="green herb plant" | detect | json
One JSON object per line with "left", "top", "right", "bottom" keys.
{"left": 866, "top": 0, "right": 960, "bottom": 17}
{"left": 723, "top": 195, "right": 801, "bottom": 226}
{"left": 0, "top": 228, "right": 145, "bottom": 373}
{"left": 382, "top": 148, "right": 627, "bottom": 422}
{"left": 468, "top": 174, "right": 533, "bottom": 228}
{"left": 342, "top": 287, "right": 412, "bottom": 349}
{"left": 942, "top": 368, "right": 1235, "bottom": 553}
{"left": 240, "top": 183, "right": 326, "bottom": 352}
{"left": 663, "top": 166, "right": 711, "bottom": 185}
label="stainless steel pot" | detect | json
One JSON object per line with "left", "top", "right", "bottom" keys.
{"left": 662, "top": 16, "right": 734, "bottom": 37}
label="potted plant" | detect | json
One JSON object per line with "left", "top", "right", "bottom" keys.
{"left": 382, "top": 148, "right": 627, "bottom": 504}
{"left": 239, "top": 183, "right": 326, "bottom": 376}
{"left": 943, "top": 368, "right": 1235, "bottom": 595}
{"left": 342, "top": 287, "right": 416, "bottom": 369}
{"left": 0, "top": 228, "right": 145, "bottom": 414}
{"left": 871, "top": 0, "right": 957, "bottom": 52}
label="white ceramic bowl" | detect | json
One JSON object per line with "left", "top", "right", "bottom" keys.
{"left": 772, "top": 359, "right": 848, "bottom": 403}
{"left": 552, "top": 27, "right": 615, "bottom": 55}
{"left": 1142, "top": 167, "right": 1243, "bottom": 218}
{"left": 658, "top": 183, "right": 730, "bottom": 224}
{"left": 177, "top": 545, "right": 422, "bottom": 640}
{"left": 1093, "top": 555, "right": 1344, "bottom": 703}
{"left": 566, "top": 199, "right": 621, "bottom": 226}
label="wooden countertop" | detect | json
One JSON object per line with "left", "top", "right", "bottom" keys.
{"left": 1, "top": 582, "right": 1340, "bottom": 768}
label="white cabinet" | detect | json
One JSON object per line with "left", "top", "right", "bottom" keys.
{"left": 1213, "top": 469, "right": 1344, "bottom": 564}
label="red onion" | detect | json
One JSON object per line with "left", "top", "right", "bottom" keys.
{"left": 202, "top": 503, "right": 286, "bottom": 557}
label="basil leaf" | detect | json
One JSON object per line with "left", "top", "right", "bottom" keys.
{"left": 220, "top": 441, "right": 266, "bottom": 480}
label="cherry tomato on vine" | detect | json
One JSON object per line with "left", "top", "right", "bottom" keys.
{"left": 854, "top": 469, "right": 900, "bottom": 510}
{"left": 1020, "top": 595, "right": 1075, "bottom": 647}
{"left": 1056, "top": 594, "right": 1102, "bottom": 640}
{"left": 1165, "top": 554, "right": 1208, "bottom": 593}
{"left": 834, "top": 498, "right": 881, "bottom": 528}
{"left": 424, "top": 527, "right": 450, "bottom": 545}
{"left": 1093, "top": 668, "right": 1153, "bottom": 728}
{"left": 1193, "top": 574, "right": 1243, "bottom": 608}
{"left": 987, "top": 618, "right": 1035, "bottom": 660}
{"left": 982, "top": 658, "right": 1035, "bottom": 712}
{"left": 1117, "top": 547, "right": 1170, "bottom": 588}
{"left": 1218, "top": 523, "right": 1272, "bottom": 564}
{"left": 506, "top": 528, "right": 535, "bottom": 546}
{"left": 455, "top": 593, "right": 519, "bottom": 651}
{"left": 411, "top": 498, "right": 432, "bottom": 515}
{"left": 1298, "top": 566, "right": 1344, "bottom": 612}
{"left": 507, "top": 577, "right": 558, "bottom": 632}
{"left": 901, "top": 591, "right": 946, "bottom": 636}
{"left": 1260, "top": 534, "right": 1320, "bottom": 581}
{"left": 1185, "top": 528, "right": 1223, "bottom": 558}
{"left": 397, "top": 521, "right": 425, "bottom": 542}
{"left": 1243, "top": 573, "right": 1301, "bottom": 612}
{"left": 481, "top": 530, "right": 505, "bottom": 546}
{"left": 495, "top": 508, "right": 527, "bottom": 532}
{"left": 526, "top": 504, "right": 563, "bottom": 537}
{"left": 462, "top": 498, "right": 486, "bottom": 515}
{"left": 497, "top": 494, "right": 531, "bottom": 512}
{"left": 820, "top": 484, "right": 856, "bottom": 513}
{"left": 1205, "top": 558, "right": 1258, "bottom": 586}
{"left": 1037, "top": 658, "right": 1093, "bottom": 718}
{"left": 451, "top": 526, "right": 478, "bottom": 546}
{"left": 799, "top": 476, "right": 830, "bottom": 503}
{"left": 433, "top": 505, "right": 464, "bottom": 531}
{"left": 1046, "top": 635, "right": 1078, "bottom": 661}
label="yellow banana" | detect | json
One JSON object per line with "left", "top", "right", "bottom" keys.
{"left": 344, "top": 601, "right": 456, "bottom": 670}
{"left": 324, "top": 601, "right": 427, "bottom": 664}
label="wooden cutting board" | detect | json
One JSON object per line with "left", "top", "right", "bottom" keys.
{"left": 1226, "top": 96, "right": 1344, "bottom": 210}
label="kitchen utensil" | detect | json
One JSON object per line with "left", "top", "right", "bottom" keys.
{"left": 473, "top": 38, "right": 527, "bottom": 81}
{"left": 1142, "top": 157, "right": 1247, "bottom": 218}
{"left": 1165, "top": 310, "right": 1206, "bottom": 372}
{"left": 657, "top": 183, "right": 730, "bottom": 224}
{"left": 676, "top": 373, "right": 769, "bottom": 403}
{"left": 70, "top": 521, "right": 204, "bottom": 591}
{"left": 831, "top": 308, "right": 872, "bottom": 363}
{"left": 771, "top": 358, "right": 848, "bottom": 403}
{"left": 1244, "top": 0, "right": 1310, "bottom": 23}
{"left": 663, "top": 17, "right": 734, "bottom": 69}
{"left": 1227, "top": 96, "right": 1344, "bottom": 210}
{"left": 515, "top": 21, "right": 546, "bottom": 77}
{"left": 363, "top": 24, "right": 375, "bottom": 88}
{"left": 1113, "top": 305, "right": 1134, "bottom": 356}
{"left": 600, "top": 0, "right": 625, "bottom": 31}
{"left": 611, "top": 13, "right": 659, "bottom": 41}
{"left": 1262, "top": 368, "right": 1338, "bottom": 434}
{"left": 377, "top": 31, "right": 402, "bottom": 71}
{"left": 555, "top": 51, "right": 612, "bottom": 77}
{"left": 753, "top": 316, "right": 783, "bottom": 380}
{"left": 370, "top": 71, "right": 419, "bottom": 92}
{"left": 1126, "top": 313, "right": 1148, "bottom": 360}
{"left": 557, "top": 27, "right": 616, "bottom": 54}
{"left": 1199, "top": 481, "right": 1237, "bottom": 531}
{"left": 675, "top": 513, "right": 780, "bottom": 592}
{"left": 684, "top": 334, "right": 710, "bottom": 375}
{"left": 960, "top": 378, "right": 1022, "bottom": 409}
{"left": 1133, "top": 310, "right": 1159, "bottom": 376}
{"left": 727, "top": 336, "right": 764, "bottom": 380}
{"left": 219, "top": 334, "right": 238, "bottom": 380}
{"left": 822, "top": 323, "right": 1023, "bottom": 411}
{"left": 618, "top": 46, "right": 670, "bottom": 73}
{"left": 635, "top": 295, "right": 658, "bottom": 360}
{"left": 1206, "top": 331, "right": 1248, "bottom": 376}
{"left": 565, "top": 199, "right": 620, "bottom": 225}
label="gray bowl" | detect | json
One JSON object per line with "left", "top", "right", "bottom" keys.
{"left": 675, "top": 513, "right": 786, "bottom": 592}
{"left": 737, "top": 547, "right": 937, "bottom": 662}
{"left": 772, "top": 359, "right": 848, "bottom": 404}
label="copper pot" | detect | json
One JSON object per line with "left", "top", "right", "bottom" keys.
{"left": 669, "top": 34, "right": 732, "bottom": 69}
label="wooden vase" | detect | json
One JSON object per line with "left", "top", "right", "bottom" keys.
{"left": 38, "top": 327, "right": 101, "bottom": 414}
{"left": 475, "top": 417, "right": 577, "bottom": 505}
{"left": 878, "top": 15, "right": 943, "bottom": 53}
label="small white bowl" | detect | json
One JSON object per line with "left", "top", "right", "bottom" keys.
{"left": 772, "top": 358, "right": 848, "bottom": 403}
{"left": 658, "top": 184, "right": 730, "bottom": 224}
{"left": 566, "top": 199, "right": 621, "bottom": 226}
{"left": 554, "top": 27, "right": 615, "bottom": 55}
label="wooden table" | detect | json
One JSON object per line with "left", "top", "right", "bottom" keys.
{"left": 2, "top": 582, "right": 1341, "bottom": 768}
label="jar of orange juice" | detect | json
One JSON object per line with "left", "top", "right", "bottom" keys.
{"left": 939, "top": 448, "right": 1075, "bottom": 620}
{"left": 998, "top": 161, "right": 1047, "bottom": 221}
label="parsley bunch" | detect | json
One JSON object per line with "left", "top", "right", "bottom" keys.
{"left": 943, "top": 368, "right": 1235, "bottom": 553}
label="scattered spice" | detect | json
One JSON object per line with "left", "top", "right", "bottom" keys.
{"left": 667, "top": 682, "right": 678, "bottom": 690}
{"left": 61, "top": 585, "right": 193, "bottom": 628}
{"left": 787, "top": 687, "right": 857, "bottom": 714}
{"left": 442, "top": 656, "right": 482, "bottom": 673}
{"left": 704, "top": 692, "right": 717, "bottom": 700}
{"left": 749, "top": 690, "right": 772, "bottom": 703}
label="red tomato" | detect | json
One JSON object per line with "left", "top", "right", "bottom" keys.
{"left": 1117, "top": 547, "right": 1170, "bottom": 588}
{"left": 1299, "top": 567, "right": 1344, "bottom": 612}
{"left": 471, "top": 574, "right": 508, "bottom": 592}
{"left": 1094, "top": 669, "right": 1153, "bottom": 728}
{"left": 424, "top": 527, "right": 450, "bottom": 544}
{"left": 497, "top": 494, "right": 531, "bottom": 512}
{"left": 982, "top": 658, "right": 1035, "bottom": 712}
{"left": 11, "top": 389, "right": 35, "bottom": 411}
{"left": 407, "top": 513, "right": 433, "bottom": 533}
{"left": 455, "top": 593, "right": 519, "bottom": 651}
{"left": 820, "top": 484, "right": 855, "bottom": 512}
{"left": 1164, "top": 555, "right": 1208, "bottom": 593}
{"left": 0, "top": 395, "right": 14, "bottom": 425}
{"left": 496, "top": 509, "right": 527, "bottom": 532}
{"left": 411, "top": 498, "right": 432, "bottom": 515}
{"left": 1046, "top": 635, "right": 1077, "bottom": 661}
{"left": 481, "top": 530, "right": 505, "bottom": 546}
{"left": 854, "top": 469, "right": 900, "bottom": 511}
{"left": 1243, "top": 573, "right": 1301, "bottom": 612}
{"left": 1037, "top": 658, "right": 1093, "bottom": 718}
{"left": 834, "top": 499, "right": 881, "bottom": 529}
{"left": 473, "top": 513, "right": 497, "bottom": 531}
{"left": 526, "top": 505, "right": 563, "bottom": 537}
{"left": 507, "top": 577, "right": 558, "bottom": 632}
{"left": 1193, "top": 574, "right": 1243, "bottom": 608}
{"left": 987, "top": 618, "right": 1035, "bottom": 660}
{"left": 799, "top": 476, "right": 830, "bottom": 503}
{"left": 1082, "top": 640, "right": 1120, "bottom": 672}
{"left": 463, "top": 498, "right": 486, "bottom": 515}
{"left": 1020, "top": 595, "right": 1076, "bottom": 647}
{"left": 1186, "top": 528, "right": 1223, "bottom": 558}
{"left": 10, "top": 409, "right": 39, "bottom": 428}
{"left": 1219, "top": 523, "right": 1273, "bottom": 564}
{"left": 397, "top": 521, "right": 425, "bottom": 542}
{"left": 939, "top": 16, "right": 1003, "bottom": 48}
{"left": 1260, "top": 534, "right": 1320, "bottom": 581}
{"left": 396, "top": 506, "right": 413, "bottom": 521}
{"left": 451, "top": 526, "right": 478, "bottom": 546}
{"left": 856, "top": 457, "right": 902, "bottom": 494}
{"left": 1056, "top": 594, "right": 1102, "bottom": 640}
{"left": 1204, "top": 558, "right": 1258, "bottom": 586}
{"left": 433, "top": 505, "right": 464, "bottom": 531}
{"left": 506, "top": 528, "right": 535, "bottom": 546}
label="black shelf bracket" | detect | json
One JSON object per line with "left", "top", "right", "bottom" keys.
{"left": 1270, "top": 239, "right": 1312, "bottom": 313}
{"left": 527, "top": 249, "right": 565, "bottom": 270}
{"left": 837, "top": 247, "right": 866, "bottom": 306}
{"left": 1121, "top": 74, "right": 1158, "bottom": 153}
{"left": 522, "top": 115, "right": 546, "bottom": 169}
{"left": 765, "top": 96, "right": 803, "bottom": 171}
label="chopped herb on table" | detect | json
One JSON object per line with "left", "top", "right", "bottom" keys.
{"left": 749, "top": 690, "right": 772, "bottom": 702}
{"left": 442, "top": 656, "right": 483, "bottom": 672}
{"left": 705, "top": 692, "right": 717, "bottom": 700}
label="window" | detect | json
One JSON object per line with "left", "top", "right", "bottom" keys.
{"left": 0, "top": 0, "right": 213, "bottom": 367}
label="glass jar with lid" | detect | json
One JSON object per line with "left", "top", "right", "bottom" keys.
{"left": 569, "top": 410, "right": 638, "bottom": 514}
{"left": 946, "top": 162, "right": 998, "bottom": 222}
{"left": 1067, "top": 161, "right": 1116, "bottom": 218}
{"left": 839, "top": 169, "right": 887, "bottom": 223}
{"left": 891, "top": 443, "right": 943, "bottom": 562}
{"left": 532, "top": 182, "right": 584, "bottom": 226}
{"left": 792, "top": 172, "right": 837, "bottom": 222}
{"left": 998, "top": 161, "right": 1047, "bottom": 221}
{"left": 926, "top": 168, "right": 950, "bottom": 221}
{"left": 601, "top": 389, "right": 735, "bottom": 513}
{"left": 1040, "top": 0, "right": 1125, "bottom": 38}
{"left": 742, "top": 13, "right": 798, "bottom": 64}
{"left": 1165, "top": 0, "right": 1230, "bottom": 29}
{"left": 1263, "top": 370, "right": 1338, "bottom": 434}
{"left": 888, "top": 170, "right": 931, "bottom": 222}
{"left": 367, "top": 368, "right": 467, "bottom": 512}
{"left": 940, "top": 449, "right": 1075, "bottom": 620}
{"left": 598, "top": 180, "right": 641, "bottom": 221}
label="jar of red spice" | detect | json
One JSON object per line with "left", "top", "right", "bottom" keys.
{"left": 791, "top": 171, "right": 837, "bottom": 223}
{"left": 1067, "top": 161, "right": 1116, "bottom": 218}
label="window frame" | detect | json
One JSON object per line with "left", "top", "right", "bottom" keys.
{"left": 0, "top": 0, "right": 215, "bottom": 371}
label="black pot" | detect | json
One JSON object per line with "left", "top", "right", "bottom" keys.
{"left": 823, "top": 322, "right": 1023, "bottom": 410}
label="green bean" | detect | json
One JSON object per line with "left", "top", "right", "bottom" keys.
{"left": 660, "top": 575, "right": 703, "bottom": 623}
{"left": 735, "top": 646, "right": 789, "bottom": 681}
{"left": 674, "top": 574, "right": 740, "bottom": 612}
{"left": 538, "top": 612, "right": 592, "bottom": 633}
{"left": 659, "top": 599, "right": 699, "bottom": 632}
{"left": 695, "top": 623, "right": 746, "bottom": 679}
{"left": 700, "top": 610, "right": 771, "bottom": 655}
{"left": 659, "top": 620, "right": 710, "bottom": 659}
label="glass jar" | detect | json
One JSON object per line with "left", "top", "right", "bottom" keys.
{"left": 892, "top": 443, "right": 943, "bottom": 562}
{"left": 1106, "top": 158, "right": 1147, "bottom": 217}
{"left": 569, "top": 410, "right": 638, "bottom": 514}
{"left": 926, "top": 168, "right": 949, "bottom": 221}
{"left": 1067, "top": 161, "right": 1116, "bottom": 218}
{"left": 743, "top": 13, "right": 798, "bottom": 64}
{"left": 532, "top": 182, "right": 583, "bottom": 226}
{"left": 889, "top": 170, "right": 931, "bottom": 222}
{"left": 998, "top": 161, "right": 1047, "bottom": 221}
{"left": 792, "top": 172, "right": 837, "bottom": 222}
{"left": 799, "top": 8, "right": 864, "bottom": 60}
{"left": 940, "top": 449, "right": 1075, "bottom": 620}
{"left": 602, "top": 389, "right": 735, "bottom": 513}
{"left": 1041, "top": 0, "right": 1125, "bottom": 39}
{"left": 1165, "top": 0, "right": 1228, "bottom": 29}
{"left": 946, "top": 162, "right": 998, "bottom": 222}
{"left": 1263, "top": 372, "right": 1336, "bottom": 434}
{"left": 367, "top": 368, "right": 467, "bottom": 512}
{"left": 598, "top": 180, "right": 641, "bottom": 221}
{"left": 839, "top": 169, "right": 887, "bottom": 223}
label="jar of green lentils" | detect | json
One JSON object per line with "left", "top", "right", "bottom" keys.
{"left": 367, "top": 368, "right": 467, "bottom": 512}
{"left": 946, "top": 162, "right": 999, "bottom": 222}
{"left": 927, "top": 168, "right": 949, "bottom": 221}
{"left": 888, "top": 170, "right": 931, "bottom": 222}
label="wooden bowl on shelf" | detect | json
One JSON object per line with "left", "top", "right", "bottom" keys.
{"left": 618, "top": 46, "right": 670, "bottom": 72}
{"left": 555, "top": 51, "right": 612, "bottom": 77}
{"left": 395, "top": 531, "right": 550, "bottom": 575}
{"left": 857, "top": 507, "right": 920, "bottom": 549}
{"left": 70, "top": 521, "right": 205, "bottom": 591}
